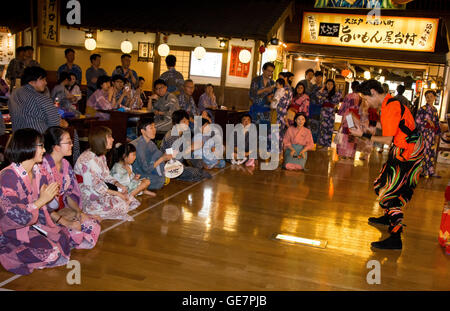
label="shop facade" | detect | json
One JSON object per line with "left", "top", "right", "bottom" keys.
{"left": 283, "top": 1, "right": 450, "bottom": 120}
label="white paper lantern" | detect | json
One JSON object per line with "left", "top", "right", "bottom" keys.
{"left": 266, "top": 46, "right": 278, "bottom": 62}
{"left": 84, "top": 38, "right": 96, "bottom": 51}
{"left": 157, "top": 43, "right": 170, "bottom": 57}
{"left": 120, "top": 40, "right": 133, "bottom": 54}
{"left": 193, "top": 46, "right": 206, "bottom": 60}
{"left": 238, "top": 49, "right": 251, "bottom": 64}
{"left": 364, "top": 71, "right": 371, "bottom": 80}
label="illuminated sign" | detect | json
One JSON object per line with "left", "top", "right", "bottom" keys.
{"left": 301, "top": 12, "right": 439, "bottom": 52}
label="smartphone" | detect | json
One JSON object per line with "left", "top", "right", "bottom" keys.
{"left": 346, "top": 114, "right": 355, "bottom": 129}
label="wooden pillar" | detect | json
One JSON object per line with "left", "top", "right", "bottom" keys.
{"left": 152, "top": 33, "right": 161, "bottom": 88}
{"left": 218, "top": 40, "right": 229, "bottom": 106}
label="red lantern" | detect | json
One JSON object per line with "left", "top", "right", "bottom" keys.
{"left": 415, "top": 80, "right": 423, "bottom": 93}
{"left": 259, "top": 45, "right": 266, "bottom": 54}
{"left": 341, "top": 69, "right": 351, "bottom": 77}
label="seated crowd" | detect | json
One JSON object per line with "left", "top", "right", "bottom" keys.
{"left": 1, "top": 49, "right": 400, "bottom": 275}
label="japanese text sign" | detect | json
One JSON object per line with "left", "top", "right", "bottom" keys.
{"left": 38, "top": 0, "right": 60, "bottom": 45}
{"left": 301, "top": 12, "right": 438, "bottom": 52}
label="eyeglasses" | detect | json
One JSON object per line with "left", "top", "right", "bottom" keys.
{"left": 60, "top": 140, "right": 73, "bottom": 145}
{"left": 35, "top": 143, "right": 44, "bottom": 147}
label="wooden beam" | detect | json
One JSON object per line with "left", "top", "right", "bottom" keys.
{"left": 287, "top": 43, "right": 447, "bottom": 65}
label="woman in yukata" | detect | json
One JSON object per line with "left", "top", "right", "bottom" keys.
{"left": 317, "top": 79, "right": 342, "bottom": 149}
{"left": 283, "top": 112, "right": 314, "bottom": 171}
{"left": 110, "top": 143, "right": 155, "bottom": 197}
{"left": 0, "top": 129, "right": 72, "bottom": 275}
{"left": 74, "top": 126, "right": 140, "bottom": 221}
{"left": 41, "top": 126, "right": 101, "bottom": 250}
{"left": 415, "top": 90, "right": 441, "bottom": 178}
{"left": 336, "top": 81, "right": 361, "bottom": 160}
{"left": 290, "top": 81, "right": 310, "bottom": 118}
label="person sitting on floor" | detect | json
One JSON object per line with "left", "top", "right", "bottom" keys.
{"left": 74, "top": 126, "right": 140, "bottom": 221}
{"left": 131, "top": 116, "right": 173, "bottom": 191}
{"left": 160, "top": 109, "right": 212, "bottom": 181}
{"left": 41, "top": 126, "right": 101, "bottom": 250}
{"left": 283, "top": 112, "right": 314, "bottom": 171}
{"left": 111, "top": 143, "right": 155, "bottom": 197}
{"left": 193, "top": 118, "right": 225, "bottom": 169}
{"left": 230, "top": 113, "right": 256, "bottom": 167}
{"left": 0, "top": 128, "right": 72, "bottom": 275}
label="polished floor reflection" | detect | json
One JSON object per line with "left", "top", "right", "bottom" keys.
{"left": 0, "top": 148, "right": 449, "bottom": 290}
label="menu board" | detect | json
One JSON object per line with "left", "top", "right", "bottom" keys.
{"left": 190, "top": 52, "right": 222, "bottom": 78}
{"left": 0, "top": 32, "right": 15, "bottom": 65}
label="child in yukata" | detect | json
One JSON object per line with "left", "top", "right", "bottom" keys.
{"left": 270, "top": 78, "right": 286, "bottom": 124}
{"left": 231, "top": 113, "right": 256, "bottom": 167}
{"left": 111, "top": 143, "right": 156, "bottom": 198}
{"left": 193, "top": 118, "right": 226, "bottom": 169}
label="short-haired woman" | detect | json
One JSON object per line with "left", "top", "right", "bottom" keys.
{"left": 283, "top": 112, "right": 314, "bottom": 171}
{"left": 415, "top": 90, "right": 441, "bottom": 178}
{"left": 198, "top": 84, "right": 218, "bottom": 113}
{"left": 74, "top": 126, "right": 140, "bottom": 221}
{"left": 86, "top": 75, "right": 117, "bottom": 120}
{"left": 42, "top": 126, "right": 101, "bottom": 249}
{"left": 0, "top": 128, "right": 72, "bottom": 275}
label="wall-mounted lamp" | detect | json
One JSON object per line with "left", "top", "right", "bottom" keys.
{"left": 270, "top": 38, "right": 279, "bottom": 45}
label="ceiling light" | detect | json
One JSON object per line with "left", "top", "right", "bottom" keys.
{"left": 431, "top": 82, "right": 437, "bottom": 89}
{"left": 120, "top": 39, "right": 133, "bottom": 54}
{"left": 193, "top": 46, "right": 206, "bottom": 60}
{"left": 84, "top": 31, "right": 96, "bottom": 51}
{"left": 85, "top": 38, "right": 96, "bottom": 51}
{"left": 364, "top": 71, "right": 371, "bottom": 80}
{"left": 157, "top": 43, "right": 170, "bottom": 57}
{"left": 238, "top": 49, "right": 251, "bottom": 64}
{"left": 266, "top": 46, "right": 278, "bottom": 62}
{"left": 379, "top": 76, "right": 385, "bottom": 83}
{"left": 219, "top": 39, "right": 226, "bottom": 48}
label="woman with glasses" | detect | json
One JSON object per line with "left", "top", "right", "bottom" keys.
{"left": 41, "top": 127, "right": 101, "bottom": 250}
{"left": 0, "top": 128, "right": 72, "bottom": 275}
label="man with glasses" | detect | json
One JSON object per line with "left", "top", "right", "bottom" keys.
{"left": 149, "top": 79, "right": 180, "bottom": 132}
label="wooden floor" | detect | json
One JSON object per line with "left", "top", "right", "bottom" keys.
{"left": 0, "top": 147, "right": 449, "bottom": 291}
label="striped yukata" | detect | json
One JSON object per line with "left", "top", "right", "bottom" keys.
{"left": 8, "top": 84, "right": 61, "bottom": 133}
{"left": 8, "top": 84, "right": 80, "bottom": 163}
